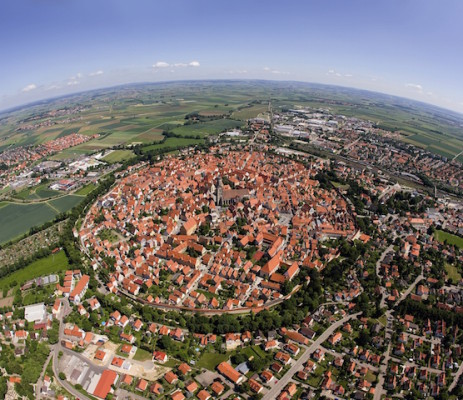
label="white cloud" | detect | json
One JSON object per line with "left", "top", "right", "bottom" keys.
{"left": 67, "top": 80, "right": 79, "bottom": 86}
{"left": 229, "top": 70, "right": 248, "bottom": 74}
{"left": 22, "top": 84, "right": 37, "bottom": 92}
{"left": 89, "top": 70, "right": 104, "bottom": 76}
{"left": 153, "top": 61, "right": 170, "bottom": 68}
{"left": 327, "top": 69, "right": 352, "bottom": 78}
{"left": 263, "top": 66, "right": 289, "bottom": 75}
{"left": 46, "top": 84, "right": 61, "bottom": 91}
{"left": 153, "top": 60, "right": 200, "bottom": 69}
{"left": 405, "top": 83, "right": 423, "bottom": 91}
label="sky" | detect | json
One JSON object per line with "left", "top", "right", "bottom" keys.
{"left": 1, "top": 0, "right": 462, "bottom": 113}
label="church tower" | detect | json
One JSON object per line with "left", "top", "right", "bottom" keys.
{"left": 216, "top": 176, "right": 224, "bottom": 206}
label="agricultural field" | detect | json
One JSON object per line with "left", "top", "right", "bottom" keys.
{"left": 0, "top": 250, "right": 69, "bottom": 292}
{"left": 131, "top": 127, "right": 164, "bottom": 143}
{"left": 232, "top": 104, "right": 269, "bottom": 120}
{"left": 102, "top": 149, "right": 135, "bottom": 163}
{"left": 142, "top": 137, "right": 203, "bottom": 152}
{"left": 171, "top": 118, "right": 243, "bottom": 137}
{"left": 0, "top": 195, "right": 85, "bottom": 244}
{"left": 47, "top": 195, "right": 84, "bottom": 213}
{"left": 1, "top": 81, "right": 463, "bottom": 162}
{"left": 0, "top": 203, "right": 58, "bottom": 244}
{"left": 435, "top": 230, "right": 463, "bottom": 249}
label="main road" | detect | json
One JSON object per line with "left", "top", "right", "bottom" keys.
{"left": 262, "top": 312, "right": 362, "bottom": 400}
{"left": 51, "top": 298, "right": 93, "bottom": 400}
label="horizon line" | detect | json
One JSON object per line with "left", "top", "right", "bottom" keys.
{"left": 1, "top": 78, "right": 462, "bottom": 119}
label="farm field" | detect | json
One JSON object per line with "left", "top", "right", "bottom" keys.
{"left": 0, "top": 203, "right": 58, "bottom": 244}
{"left": 171, "top": 118, "right": 243, "bottom": 137}
{"left": 102, "top": 149, "right": 135, "bottom": 163}
{"left": 0, "top": 195, "right": 85, "bottom": 244}
{"left": 1, "top": 81, "right": 463, "bottom": 162}
{"left": 48, "top": 195, "right": 84, "bottom": 213}
{"left": 142, "top": 137, "right": 203, "bottom": 152}
{"left": 132, "top": 127, "right": 164, "bottom": 143}
{"left": 232, "top": 104, "right": 269, "bottom": 120}
{"left": 0, "top": 250, "right": 69, "bottom": 292}
{"left": 435, "top": 230, "right": 463, "bottom": 249}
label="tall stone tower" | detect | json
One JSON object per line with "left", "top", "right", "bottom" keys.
{"left": 216, "top": 176, "right": 224, "bottom": 206}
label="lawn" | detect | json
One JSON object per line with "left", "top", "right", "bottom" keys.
{"left": 98, "top": 229, "right": 120, "bottom": 243}
{"left": 133, "top": 348, "right": 152, "bottom": 362}
{"left": 0, "top": 250, "right": 69, "bottom": 291}
{"left": 240, "top": 345, "right": 267, "bottom": 361}
{"left": 102, "top": 149, "right": 135, "bottom": 163}
{"left": 365, "top": 369, "right": 377, "bottom": 383}
{"left": 435, "top": 230, "right": 463, "bottom": 249}
{"left": 13, "top": 182, "right": 61, "bottom": 200}
{"left": 331, "top": 181, "right": 350, "bottom": 190}
{"left": 445, "top": 263, "right": 462, "bottom": 282}
{"left": 377, "top": 315, "right": 387, "bottom": 327}
{"left": 196, "top": 351, "right": 230, "bottom": 370}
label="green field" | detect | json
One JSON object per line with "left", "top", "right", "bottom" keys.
{"left": 0, "top": 203, "right": 58, "bottom": 244}
{"left": 143, "top": 137, "right": 203, "bottom": 152}
{"left": 133, "top": 348, "right": 152, "bottom": 361}
{"left": 196, "top": 351, "right": 229, "bottom": 370}
{"left": 74, "top": 183, "right": 97, "bottom": 196}
{"left": 13, "top": 182, "right": 62, "bottom": 200}
{"left": 0, "top": 195, "right": 85, "bottom": 244}
{"left": 2, "top": 81, "right": 463, "bottom": 162}
{"left": 0, "top": 250, "right": 69, "bottom": 291}
{"left": 102, "top": 149, "right": 135, "bottom": 163}
{"left": 171, "top": 119, "right": 243, "bottom": 137}
{"left": 232, "top": 104, "right": 269, "bottom": 120}
{"left": 445, "top": 263, "right": 462, "bottom": 282}
{"left": 435, "top": 230, "right": 463, "bottom": 248}
{"left": 48, "top": 195, "right": 84, "bottom": 213}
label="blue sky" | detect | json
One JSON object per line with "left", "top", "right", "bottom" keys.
{"left": 1, "top": 0, "right": 462, "bottom": 112}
